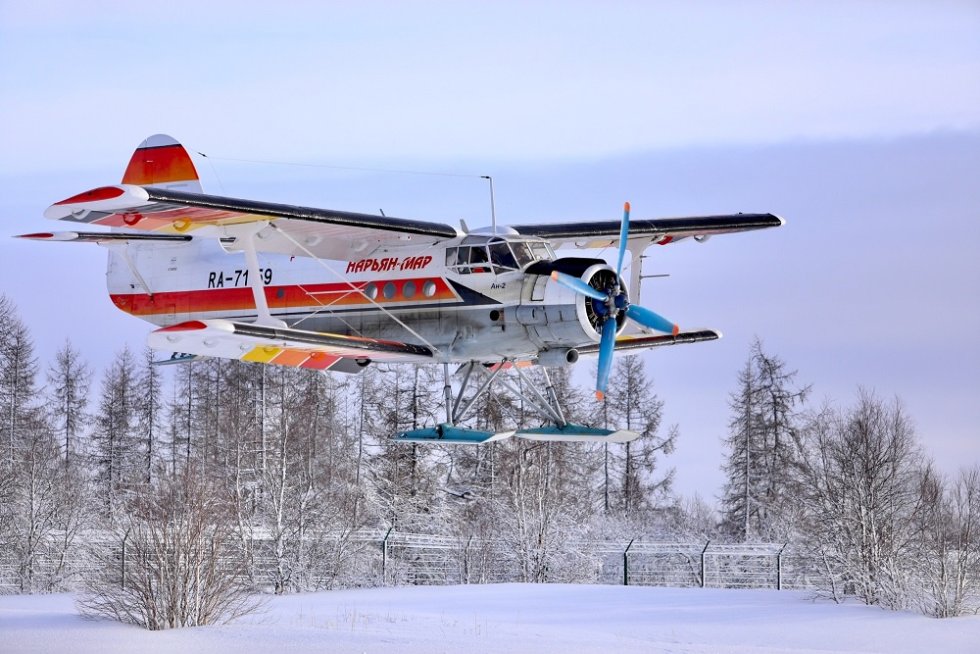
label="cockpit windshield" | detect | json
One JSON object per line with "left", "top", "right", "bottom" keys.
{"left": 445, "top": 236, "right": 554, "bottom": 274}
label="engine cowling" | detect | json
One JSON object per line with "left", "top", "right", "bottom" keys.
{"left": 517, "top": 258, "right": 628, "bottom": 350}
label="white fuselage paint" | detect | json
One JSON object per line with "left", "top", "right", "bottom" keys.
{"left": 106, "top": 236, "right": 608, "bottom": 363}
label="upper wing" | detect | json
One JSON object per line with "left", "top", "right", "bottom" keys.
{"left": 43, "top": 184, "right": 459, "bottom": 261}
{"left": 42, "top": 181, "right": 780, "bottom": 259}
{"left": 510, "top": 213, "right": 783, "bottom": 248}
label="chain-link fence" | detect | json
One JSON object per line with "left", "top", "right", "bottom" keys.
{"left": 1, "top": 530, "right": 823, "bottom": 594}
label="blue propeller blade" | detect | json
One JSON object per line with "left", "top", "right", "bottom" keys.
{"left": 595, "top": 316, "right": 618, "bottom": 401}
{"left": 550, "top": 271, "right": 607, "bottom": 302}
{"left": 615, "top": 201, "right": 630, "bottom": 278}
{"left": 625, "top": 304, "right": 679, "bottom": 335}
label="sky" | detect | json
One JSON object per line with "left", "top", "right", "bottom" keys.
{"left": 1, "top": 1, "right": 978, "bottom": 500}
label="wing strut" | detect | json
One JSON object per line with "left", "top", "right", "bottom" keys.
{"left": 227, "top": 222, "right": 286, "bottom": 328}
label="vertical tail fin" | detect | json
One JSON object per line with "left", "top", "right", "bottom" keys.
{"left": 109, "top": 135, "right": 208, "bottom": 319}
{"left": 121, "top": 134, "right": 203, "bottom": 193}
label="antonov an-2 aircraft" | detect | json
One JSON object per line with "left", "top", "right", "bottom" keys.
{"left": 20, "top": 134, "right": 783, "bottom": 444}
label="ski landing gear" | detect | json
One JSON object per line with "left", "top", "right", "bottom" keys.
{"left": 394, "top": 361, "right": 639, "bottom": 444}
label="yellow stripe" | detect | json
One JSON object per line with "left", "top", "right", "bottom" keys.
{"left": 242, "top": 345, "right": 282, "bottom": 363}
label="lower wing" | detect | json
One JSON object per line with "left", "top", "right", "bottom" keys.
{"left": 578, "top": 329, "right": 721, "bottom": 356}
{"left": 149, "top": 319, "right": 432, "bottom": 373}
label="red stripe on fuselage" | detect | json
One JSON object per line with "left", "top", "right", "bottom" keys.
{"left": 109, "top": 278, "right": 459, "bottom": 316}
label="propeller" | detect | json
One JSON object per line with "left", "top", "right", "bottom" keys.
{"left": 550, "top": 202, "right": 679, "bottom": 400}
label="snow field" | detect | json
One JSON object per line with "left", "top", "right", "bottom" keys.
{"left": 2, "top": 584, "right": 979, "bottom": 654}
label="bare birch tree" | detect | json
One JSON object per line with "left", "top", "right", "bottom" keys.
{"left": 794, "top": 391, "right": 929, "bottom": 609}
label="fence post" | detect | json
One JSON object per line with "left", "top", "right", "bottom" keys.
{"left": 381, "top": 526, "right": 394, "bottom": 586}
{"left": 623, "top": 538, "right": 635, "bottom": 586}
{"left": 700, "top": 540, "right": 711, "bottom": 588}
{"left": 776, "top": 543, "right": 788, "bottom": 590}
{"left": 463, "top": 535, "right": 473, "bottom": 584}
{"left": 120, "top": 533, "right": 127, "bottom": 591}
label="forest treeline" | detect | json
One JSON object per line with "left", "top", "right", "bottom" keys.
{"left": 0, "top": 294, "right": 977, "bottom": 627}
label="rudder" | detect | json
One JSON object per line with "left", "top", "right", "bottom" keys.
{"left": 121, "top": 134, "right": 203, "bottom": 193}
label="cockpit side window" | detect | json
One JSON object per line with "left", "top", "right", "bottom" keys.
{"left": 489, "top": 242, "right": 518, "bottom": 272}
{"left": 510, "top": 242, "right": 533, "bottom": 267}
{"left": 448, "top": 238, "right": 553, "bottom": 274}
{"left": 529, "top": 241, "right": 553, "bottom": 262}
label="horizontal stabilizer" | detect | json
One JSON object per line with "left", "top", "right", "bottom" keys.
{"left": 16, "top": 231, "right": 192, "bottom": 244}
{"left": 148, "top": 319, "right": 431, "bottom": 372}
{"left": 394, "top": 425, "right": 514, "bottom": 444}
{"left": 514, "top": 425, "right": 640, "bottom": 443}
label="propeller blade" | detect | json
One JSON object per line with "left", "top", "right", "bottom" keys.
{"left": 615, "top": 201, "right": 630, "bottom": 278}
{"left": 550, "top": 270, "right": 607, "bottom": 302}
{"left": 625, "top": 304, "right": 679, "bottom": 335}
{"left": 595, "top": 317, "right": 618, "bottom": 401}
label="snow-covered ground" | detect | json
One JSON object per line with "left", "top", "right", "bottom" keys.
{"left": 2, "top": 584, "right": 978, "bottom": 654}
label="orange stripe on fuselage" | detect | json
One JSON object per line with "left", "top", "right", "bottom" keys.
{"left": 109, "top": 278, "right": 458, "bottom": 316}
{"left": 122, "top": 144, "right": 200, "bottom": 185}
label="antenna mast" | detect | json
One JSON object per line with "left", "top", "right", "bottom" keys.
{"left": 481, "top": 175, "right": 496, "bottom": 234}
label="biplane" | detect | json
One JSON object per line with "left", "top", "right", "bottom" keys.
{"left": 19, "top": 135, "right": 783, "bottom": 443}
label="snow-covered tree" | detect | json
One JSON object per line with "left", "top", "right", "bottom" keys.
{"left": 599, "top": 356, "right": 677, "bottom": 517}
{"left": 0, "top": 295, "right": 39, "bottom": 469}
{"left": 720, "top": 338, "right": 809, "bottom": 541}
{"left": 134, "top": 348, "right": 164, "bottom": 483}
{"left": 90, "top": 346, "right": 140, "bottom": 513}
{"left": 45, "top": 339, "right": 92, "bottom": 466}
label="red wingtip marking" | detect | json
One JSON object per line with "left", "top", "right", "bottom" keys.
{"left": 595, "top": 390, "right": 605, "bottom": 401}
{"left": 54, "top": 186, "right": 125, "bottom": 205}
{"left": 672, "top": 324, "right": 680, "bottom": 336}
{"left": 16, "top": 232, "right": 54, "bottom": 239}
{"left": 624, "top": 201, "right": 630, "bottom": 212}
{"left": 550, "top": 271, "right": 559, "bottom": 281}
{"left": 156, "top": 320, "right": 208, "bottom": 332}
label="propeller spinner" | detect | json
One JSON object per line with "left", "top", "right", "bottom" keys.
{"left": 550, "top": 202, "right": 679, "bottom": 400}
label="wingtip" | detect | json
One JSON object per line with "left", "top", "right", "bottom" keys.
{"left": 550, "top": 270, "right": 559, "bottom": 281}
{"left": 595, "top": 390, "right": 605, "bottom": 401}
{"left": 672, "top": 324, "right": 680, "bottom": 336}
{"left": 624, "top": 201, "right": 630, "bottom": 213}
